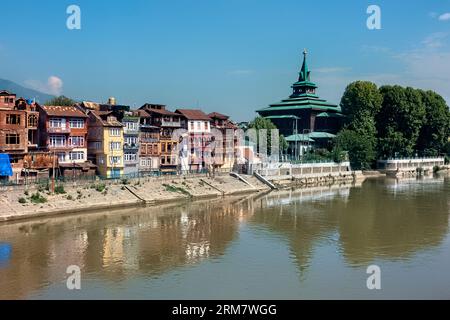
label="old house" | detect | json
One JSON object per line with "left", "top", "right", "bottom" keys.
{"left": 175, "top": 109, "right": 213, "bottom": 172}
{"left": 87, "top": 110, "right": 124, "bottom": 178}
{"left": 136, "top": 110, "right": 160, "bottom": 175}
{"left": 140, "top": 103, "right": 182, "bottom": 174}
{"left": 208, "top": 112, "right": 238, "bottom": 171}
{"left": 122, "top": 113, "right": 140, "bottom": 176}
{"left": 37, "top": 105, "right": 93, "bottom": 177}
{"left": 0, "top": 93, "right": 40, "bottom": 181}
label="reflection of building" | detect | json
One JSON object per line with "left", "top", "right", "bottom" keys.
{"left": 256, "top": 50, "right": 344, "bottom": 149}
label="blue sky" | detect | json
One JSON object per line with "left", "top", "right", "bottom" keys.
{"left": 1, "top": 0, "right": 450, "bottom": 121}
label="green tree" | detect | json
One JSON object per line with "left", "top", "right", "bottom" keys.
{"left": 338, "top": 81, "right": 382, "bottom": 168}
{"left": 334, "top": 129, "right": 376, "bottom": 170}
{"left": 341, "top": 81, "right": 382, "bottom": 122}
{"left": 416, "top": 90, "right": 450, "bottom": 156}
{"left": 376, "top": 86, "right": 426, "bottom": 158}
{"left": 45, "top": 95, "right": 77, "bottom": 106}
{"left": 248, "top": 116, "right": 288, "bottom": 155}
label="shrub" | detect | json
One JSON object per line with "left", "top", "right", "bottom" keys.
{"left": 18, "top": 197, "right": 27, "bottom": 204}
{"left": 67, "top": 195, "right": 74, "bottom": 201}
{"left": 24, "top": 190, "right": 29, "bottom": 196}
{"left": 30, "top": 192, "right": 47, "bottom": 204}
{"left": 95, "top": 183, "right": 106, "bottom": 192}
{"left": 54, "top": 185, "right": 66, "bottom": 194}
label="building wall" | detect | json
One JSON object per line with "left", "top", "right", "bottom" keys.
{"left": 102, "top": 127, "right": 124, "bottom": 178}
{"left": 0, "top": 94, "right": 16, "bottom": 109}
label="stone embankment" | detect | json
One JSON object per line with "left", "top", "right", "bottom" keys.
{"left": 0, "top": 174, "right": 269, "bottom": 222}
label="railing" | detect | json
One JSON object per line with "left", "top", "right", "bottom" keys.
{"left": 48, "top": 127, "right": 70, "bottom": 134}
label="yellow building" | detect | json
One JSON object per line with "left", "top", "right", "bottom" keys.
{"left": 87, "top": 111, "right": 124, "bottom": 178}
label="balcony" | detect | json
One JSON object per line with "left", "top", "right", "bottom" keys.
{"left": 48, "top": 126, "right": 70, "bottom": 134}
{"left": 124, "top": 143, "right": 140, "bottom": 150}
{"left": 161, "top": 120, "right": 181, "bottom": 127}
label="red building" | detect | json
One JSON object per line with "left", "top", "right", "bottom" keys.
{"left": 0, "top": 92, "right": 40, "bottom": 181}
{"left": 38, "top": 105, "right": 93, "bottom": 177}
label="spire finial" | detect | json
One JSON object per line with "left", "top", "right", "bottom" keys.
{"left": 303, "top": 48, "right": 308, "bottom": 56}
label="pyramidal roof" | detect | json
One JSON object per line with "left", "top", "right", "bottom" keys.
{"left": 257, "top": 50, "right": 341, "bottom": 113}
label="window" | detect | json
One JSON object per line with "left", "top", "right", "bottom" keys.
{"left": 6, "top": 114, "right": 21, "bottom": 125}
{"left": 109, "top": 156, "right": 121, "bottom": 165}
{"left": 5, "top": 134, "right": 20, "bottom": 145}
{"left": 197, "top": 122, "right": 201, "bottom": 130}
{"left": 28, "top": 115, "right": 38, "bottom": 127}
{"left": 69, "top": 119, "right": 84, "bottom": 128}
{"left": 161, "top": 143, "right": 166, "bottom": 153}
{"left": 109, "top": 142, "right": 121, "bottom": 150}
{"left": 125, "top": 122, "right": 138, "bottom": 131}
{"left": 109, "top": 128, "right": 121, "bottom": 136}
{"left": 49, "top": 135, "right": 66, "bottom": 147}
{"left": 88, "top": 141, "right": 102, "bottom": 150}
{"left": 161, "top": 157, "right": 166, "bottom": 164}
{"left": 69, "top": 136, "right": 85, "bottom": 147}
{"left": 49, "top": 118, "right": 64, "bottom": 128}
{"left": 69, "top": 151, "right": 85, "bottom": 161}
{"left": 125, "top": 136, "right": 137, "bottom": 146}
{"left": 204, "top": 122, "right": 209, "bottom": 130}
{"left": 124, "top": 153, "right": 137, "bottom": 162}
{"left": 98, "top": 156, "right": 105, "bottom": 165}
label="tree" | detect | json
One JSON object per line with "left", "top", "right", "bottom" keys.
{"left": 45, "top": 95, "right": 77, "bottom": 106}
{"left": 338, "top": 81, "right": 382, "bottom": 168}
{"left": 248, "top": 116, "right": 288, "bottom": 156}
{"left": 341, "top": 81, "right": 382, "bottom": 123}
{"left": 334, "top": 129, "right": 376, "bottom": 170}
{"left": 416, "top": 90, "right": 450, "bottom": 156}
{"left": 376, "top": 86, "right": 426, "bottom": 158}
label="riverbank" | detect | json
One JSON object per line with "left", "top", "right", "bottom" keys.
{"left": 0, "top": 174, "right": 270, "bottom": 223}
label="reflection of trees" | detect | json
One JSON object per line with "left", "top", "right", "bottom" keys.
{"left": 337, "top": 178, "right": 449, "bottom": 265}
{"left": 250, "top": 178, "right": 450, "bottom": 275}
{"left": 250, "top": 187, "right": 344, "bottom": 275}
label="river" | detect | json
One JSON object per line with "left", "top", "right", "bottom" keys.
{"left": 1, "top": 176, "right": 449, "bottom": 299}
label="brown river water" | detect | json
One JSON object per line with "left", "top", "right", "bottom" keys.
{"left": 0, "top": 176, "right": 449, "bottom": 299}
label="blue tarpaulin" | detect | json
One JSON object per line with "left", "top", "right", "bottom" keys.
{"left": 0, "top": 154, "right": 13, "bottom": 177}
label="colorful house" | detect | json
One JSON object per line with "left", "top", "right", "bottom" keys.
{"left": 0, "top": 93, "right": 40, "bottom": 181}
{"left": 175, "top": 109, "right": 213, "bottom": 172}
{"left": 38, "top": 105, "right": 91, "bottom": 177}
{"left": 122, "top": 113, "right": 140, "bottom": 176}
{"left": 87, "top": 110, "right": 124, "bottom": 178}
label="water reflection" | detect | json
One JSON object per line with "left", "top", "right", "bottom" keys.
{"left": 0, "top": 177, "right": 449, "bottom": 299}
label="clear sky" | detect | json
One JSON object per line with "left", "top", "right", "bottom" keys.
{"left": 1, "top": 0, "right": 450, "bottom": 121}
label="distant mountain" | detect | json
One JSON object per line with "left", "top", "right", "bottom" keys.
{"left": 0, "top": 78, "right": 55, "bottom": 104}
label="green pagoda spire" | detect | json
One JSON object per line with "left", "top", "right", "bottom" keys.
{"left": 291, "top": 49, "right": 317, "bottom": 97}
{"left": 299, "top": 49, "right": 310, "bottom": 82}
